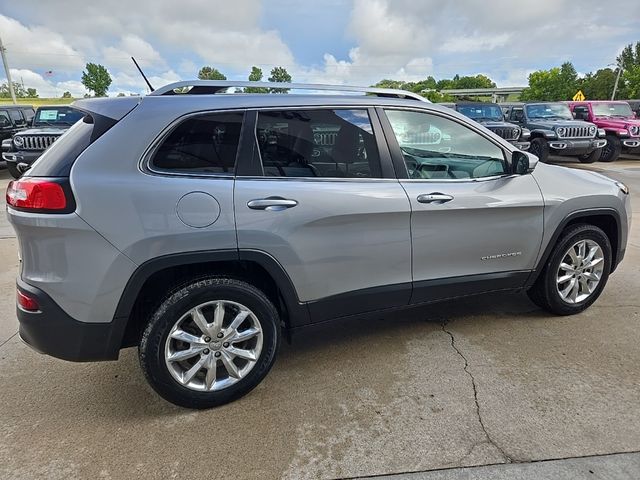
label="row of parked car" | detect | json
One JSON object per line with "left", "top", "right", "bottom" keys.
{"left": 440, "top": 100, "right": 640, "bottom": 163}
{"left": 1, "top": 104, "right": 84, "bottom": 178}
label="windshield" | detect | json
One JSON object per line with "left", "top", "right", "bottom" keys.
{"left": 33, "top": 107, "right": 84, "bottom": 127}
{"left": 456, "top": 104, "right": 504, "bottom": 121}
{"left": 592, "top": 103, "right": 634, "bottom": 118}
{"left": 525, "top": 104, "right": 573, "bottom": 120}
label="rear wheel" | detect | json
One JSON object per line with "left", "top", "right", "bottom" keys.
{"left": 578, "top": 148, "right": 602, "bottom": 164}
{"left": 600, "top": 135, "right": 621, "bottom": 162}
{"left": 529, "top": 137, "right": 550, "bottom": 163}
{"left": 527, "top": 224, "right": 611, "bottom": 315}
{"left": 139, "top": 277, "right": 281, "bottom": 409}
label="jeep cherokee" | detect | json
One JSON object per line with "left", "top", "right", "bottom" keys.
{"left": 6, "top": 81, "right": 631, "bottom": 409}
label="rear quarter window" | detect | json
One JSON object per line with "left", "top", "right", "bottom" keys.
{"left": 150, "top": 112, "right": 244, "bottom": 175}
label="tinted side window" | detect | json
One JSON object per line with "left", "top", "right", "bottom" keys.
{"left": 256, "top": 109, "right": 382, "bottom": 178}
{"left": 22, "top": 108, "right": 35, "bottom": 124}
{"left": 510, "top": 108, "right": 524, "bottom": 122}
{"left": 385, "top": 109, "right": 506, "bottom": 180}
{"left": 0, "top": 111, "right": 9, "bottom": 127}
{"left": 9, "top": 109, "right": 25, "bottom": 125}
{"left": 152, "top": 112, "right": 243, "bottom": 174}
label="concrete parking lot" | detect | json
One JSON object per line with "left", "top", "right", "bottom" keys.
{"left": 1, "top": 157, "right": 639, "bottom": 479}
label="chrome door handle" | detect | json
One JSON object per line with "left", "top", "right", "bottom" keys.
{"left": 247, "top": 197, "right": 298, "bottom": 211}
{"left": 417, "top": 193, "right": 454, "bottom": 204}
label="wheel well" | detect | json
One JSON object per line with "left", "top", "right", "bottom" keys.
{"left": 566, "top": 214, "right": 619, "bottom": 267}
{"left": 120, "top": 260, "right": 291, "bottom": 348}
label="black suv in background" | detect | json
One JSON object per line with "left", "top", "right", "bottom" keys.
{"left": 2, "top": 105, "right": 84, "bottom": 178}
{"left": 502, "top": 102, "right": 606, "bottom": 163}
{"left": 441, "top": 102, "right": 531, "bottom": 151}
{"left": 0, "top": 105, "right": 35, "bottom": 168}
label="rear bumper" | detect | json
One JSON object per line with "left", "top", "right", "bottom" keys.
{"left": 16, "top": 278, "right": 122, "bottom": 362}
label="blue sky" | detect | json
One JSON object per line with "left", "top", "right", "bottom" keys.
{"left": 0, "top": 0, "right": 639, "bottom": 97}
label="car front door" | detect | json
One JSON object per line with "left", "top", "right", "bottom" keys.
{"left": 234, "top": 107, "right": 412, "bottom": 324}
{"left": 379, "top": 107, "right": 544, "bottom": 304}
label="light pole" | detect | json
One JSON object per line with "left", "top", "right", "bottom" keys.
{"left": 607, "top": 63, "right": 623, "bottom": 101}
{"left": 0, "top": 33, "right": 17, "bottom": 104}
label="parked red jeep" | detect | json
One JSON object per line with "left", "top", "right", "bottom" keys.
{"left": 568, "top": 101, "right": 640, "bottom": 162}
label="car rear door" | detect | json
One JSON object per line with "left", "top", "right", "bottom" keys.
{"left": 234, "top": 107, "right": 412, "bottom": 324}
{"left": 378, "top": 107, "right": 544, "bottom": 303}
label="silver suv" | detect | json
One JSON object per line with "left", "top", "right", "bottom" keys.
{"left": 6, "top": 81, "right": 631, "bottom": 409}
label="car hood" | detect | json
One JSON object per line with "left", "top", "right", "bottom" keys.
{"left": 473, "top": 119, "right": 518, "bottom": 129}
{"left": 593, "top": 117, "right": 640, "bottom": 130}
{"left": 529, "top": 119, "right": 595, "bottom": 129}
{"left": 16, "top": 127, "right": 67, "bottom": 136}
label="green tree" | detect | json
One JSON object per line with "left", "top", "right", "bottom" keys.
{"left": 520, "top": 62, "right": 579, "bottom": 101}
{"left": 81, "top": 63, "right": 112, "bottom": 97}
{"left": 116, "top": 92, "right": 126, "bottom": 97}
{"left": 245, "top": 66, "right": 268, "bottom": 93}
{"left": 25, "top": 88, "right": 38, "bottom": 98}
{"left": 62, "top": 91, "right": 72, "bottom": 98}
{"left": 453, "top": 74, "right": 496, "bottom": 89}
{"left": 622, "top": 65, "right": 640, "bottom": 99}
{"left": 579, "top": 68, "right": 617, "bottom": 100}
{"left": 197, "top": 66, "right": 226, "bottom": 80}
{"left": 617, "top": 41, "right": 640, "bottom": 71}
{"left": 268, "top": 66, "right": 292, "bottom": 93}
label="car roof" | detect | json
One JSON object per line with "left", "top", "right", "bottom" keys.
{"left": 74, "top": 93, "right": 456, "bottom": 121}
{"left": 0, "top": 104, "right": 32, "bottom": 109}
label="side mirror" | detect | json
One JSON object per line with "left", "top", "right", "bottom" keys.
{"left": 512, "top": 150, "right": 538, "bottom": 175}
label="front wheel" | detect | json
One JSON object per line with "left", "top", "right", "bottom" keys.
{"left": 529, "top": 137, "right": 550, "bottom": 163}
{"left": 139, "top": 277, "right": 281, "bottom": 409}
{"left": 527, "top": 224, "right": 611, "bottom": 315}
{"left": 577, "top": 148, "right": 602, "bottom": 164}
{"left": 6, "top": 162, "right": 22, "bottom": 179}
{"left": 600, "top": 135, "right": 621, "bottom": 162}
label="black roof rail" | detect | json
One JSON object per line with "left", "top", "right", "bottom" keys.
{"left": 148, "top": 80, "right": 429, "bottom": 102}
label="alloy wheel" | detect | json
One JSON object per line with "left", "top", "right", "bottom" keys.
{"left": 556, "top": 239, "right": 604, "bottom": 304}
{"left": 164, "top": 300, "right": 263, "bottom": 391}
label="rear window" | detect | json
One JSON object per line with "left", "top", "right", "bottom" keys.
{"left": 150, "top": 112, "right": 244, "bottom": 175}
{"left": 34, "top": 107, "right": 84, "bottom": 127}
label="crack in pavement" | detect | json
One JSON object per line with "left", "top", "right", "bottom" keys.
{"left": 440, "top": 321, "right": 514, "bottom": 464}
{"left": 0, "top": 331, "right": 18, "bottom": 350}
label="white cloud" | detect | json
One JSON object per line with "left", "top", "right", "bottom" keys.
{"left": 0, "top": 14, "right": 85, "bottom": 73}
{"left": 441, "top": 34, "right": 511, "bottom": 54}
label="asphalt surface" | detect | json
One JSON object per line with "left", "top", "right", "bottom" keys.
{"left": 1, "top": 156, "right": 639, "bottom": 479}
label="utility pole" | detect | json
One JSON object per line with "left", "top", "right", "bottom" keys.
{"left": 611, "top": 66, "right": 623, "bottom": 100}
{"left": 0, "top": 33, "right": 17, "bottom": 104}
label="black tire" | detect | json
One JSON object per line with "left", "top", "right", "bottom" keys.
{"left": 6, "top": 162, "right": 21, "bottom": 179}
{"left": 599, "top": 135, "right": 621, "bottom": 162}
{"left": 529, "top": 137, "right": 550, "bottom": 163}
{"left": 139, "top": 277, "right": 281, "bottom": 409}
{"left": 527, "top": 224, "right": 612, "bottom": 315}
{"left": 577, "top": 148, "right": 602, "bottom": 164}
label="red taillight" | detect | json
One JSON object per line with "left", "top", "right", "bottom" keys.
{"left": 17, "top": 289, "right": 39, "bottom": 312}
{"left": 6, "top": 178, "right": 67, "bottom": 211}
